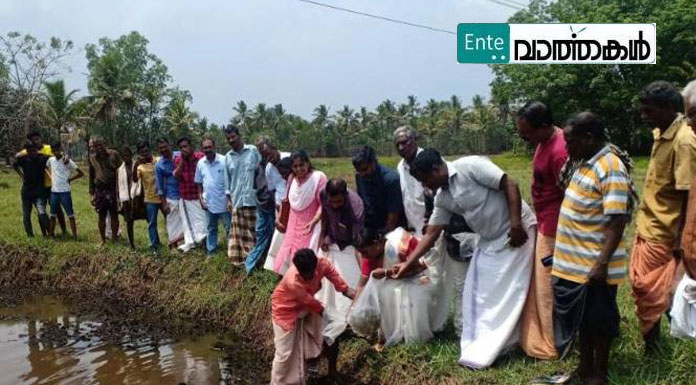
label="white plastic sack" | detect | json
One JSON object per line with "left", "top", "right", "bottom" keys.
{"left": 379, "top": 277, "right": 434, "bottom": 346}
{"left": 348, "top": 277, "right": 382, "bottom": 339}
{"left": 670, "top": 274, "right": 696, "bottom": 340}
{"left": 317, "top": 246, "right": 362, "bottom": 346}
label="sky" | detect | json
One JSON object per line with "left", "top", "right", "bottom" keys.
{"left": 0, "top": 0, "right": 522, "bottom": 123}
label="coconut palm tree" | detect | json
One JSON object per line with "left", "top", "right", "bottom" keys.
{"left": 233, "top": 100, "right": 251, "bottom": 129}
{"left": 163, "top": 94, "right": 196, "bottom": 139}
{"left": 42, "top": 79, "right": 79, "bottom": 139}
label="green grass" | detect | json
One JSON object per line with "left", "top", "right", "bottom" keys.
{"left": 0, "top": 154, "right": 695, "bottom": 385}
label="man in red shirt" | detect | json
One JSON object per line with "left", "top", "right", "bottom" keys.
{"left": 270, "top": 249, "right": 354, "bottom": 383}
{"left": 174, "top": 137, "right": 206, "bottom": 252}
{"left": 516, "top": 101, "right": 568, "bottom": 360}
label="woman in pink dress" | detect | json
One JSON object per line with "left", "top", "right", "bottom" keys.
{"left": 274, "top": 150, "right": 327, "bottom": 274}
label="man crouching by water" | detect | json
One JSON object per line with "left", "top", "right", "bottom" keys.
{"left": 270, "top": 249, "right": 355, "bottom": 384}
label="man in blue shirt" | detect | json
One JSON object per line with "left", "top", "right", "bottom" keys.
{"left": 223, "top": 125, "right": 262, "bottom": 266}
{"left": 195, "top": 138, "right": 229, "bottom": 256}
{"left": 155, "top": 138, "right": 184, "bottom": 248}
{"left": 352, "top": 145, "right": 404, "bottom": 232}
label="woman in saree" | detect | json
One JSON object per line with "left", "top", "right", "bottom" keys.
{"left": 351, "top": 227, "right": 434, "bottom": 346}
{"left": 273, "top": 150, "right": 328, "bottom": 275}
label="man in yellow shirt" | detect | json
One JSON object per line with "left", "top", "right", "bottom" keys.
{"left": 632, "top": 81, "right": 696, "bottom": 352}
{"left": 16, "top": 131, "right": 68, "bottom": 235}
{"left": 133, "top": 141, "right": 161, "bottom": 251}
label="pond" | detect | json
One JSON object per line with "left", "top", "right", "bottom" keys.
{"left": 0, "top": 296, "right": 269, "bottom": 385}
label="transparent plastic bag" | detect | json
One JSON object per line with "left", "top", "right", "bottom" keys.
{"left": 670, "top": 274, "right": 696, "bottom": 340}
{"left": 348, "top": 277, "right": 382, "bottom": 339}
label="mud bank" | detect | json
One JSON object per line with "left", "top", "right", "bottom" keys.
{"left": 0, "top": 242, "right": 380, "bottom": 384}
{"left": 0, "top": 296, "right": 267, "bottom": 384}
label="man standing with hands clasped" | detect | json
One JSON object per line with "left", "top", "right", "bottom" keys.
{"left": 551, "top": 112, "right": 636, "bottom": 385}
{"left": 175, "top": 137, "right": 206, "bottom": 252}
{"left": 195, "top": 138, "right": 230, "bottom": 256}
{"left": 223, "top": 124, "right": 262, "bottom": 266}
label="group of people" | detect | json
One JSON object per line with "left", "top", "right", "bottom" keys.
{"left": 265, "top": 80, "right": 696, "bottom": 385}
{"left": 11, "top": 79, "right": 696, "bottom": 385}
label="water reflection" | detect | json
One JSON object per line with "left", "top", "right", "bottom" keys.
{"left": 0, "top": 296, "right": 251, "bottom": 385}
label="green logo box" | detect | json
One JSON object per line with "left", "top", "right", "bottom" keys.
{"left": 457, "top": 23, "right": 510, "bottom": 64}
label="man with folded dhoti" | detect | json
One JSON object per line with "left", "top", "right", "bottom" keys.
{"left": 632, "top": 81, "right": 696, "bottom": 351}
{"left": 393, "top": 125, "right": 470, "bottom": 335}
{"left": 223, "top": 124, "right": 262, "bottom": 266}
{"left": 394, "top": 148, "right": 536, "bottom": 369}
{"left": 516, "top": 101, "right": 568, "bottom": 360}
{"left": 315, "top": 178, "right": 364, "bottom": 347}
{"left": 270, "top": 249, "right": 355, "bottom": 384}
{"left": 174, "top": 137, "right": 206, "bottom": 252}
{"left": 552, "top": 112, "right": 636, "bottom": 385}
{"left": 155, "top": 138, "right": 184, "bottom": 249}
{"left": 669, "top": 80, "right": 696, "bottom": 340}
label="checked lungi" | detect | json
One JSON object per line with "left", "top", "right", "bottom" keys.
{"left": 228, "top": 206, "right": 257, "bottom": 264}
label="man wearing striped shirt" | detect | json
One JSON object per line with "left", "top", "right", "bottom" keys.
{"left": 552, "top": 112, "right": 634, "bottom": 385}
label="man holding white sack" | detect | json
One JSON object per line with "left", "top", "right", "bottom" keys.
{"left": 315, "top": 178, "right": 364, "bottom": 345}
{"left": 394, "top": 148, "right": 535, "bottom": 369}
{"left": 394, "top": 126, "right": 471, "bottom": 335}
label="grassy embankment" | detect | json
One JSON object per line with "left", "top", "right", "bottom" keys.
{"left": 1, "top": 154, "right": 695, "bottom": 384}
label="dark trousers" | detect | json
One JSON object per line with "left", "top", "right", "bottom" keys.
{"left": 22, "top": 195, "right": 49, "bottom": 237}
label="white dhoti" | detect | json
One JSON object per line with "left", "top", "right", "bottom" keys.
{"left": 458, "top": 226, "right": 535, "bottom": 369}
{"left": 165, "top": 198, "right": 183, "bottom": 245}
{"left": 378, "top": 276, "right": 434, "bottom": 346}
{"left": 670, "top": 273, "right": 696, "bottom": 340}
{"left": 316, "top": 245, "right": 362, "bottom": 345}
{"left": 178, "top": 199, "right": 207, "bottom": 252}
{"left": 422, "top": 236, "right": 451, "bottom": 333}
{"left": 264, "top": 230, "right": 287, "bottom": 274}
{"left": 270, "top": 314, "right": 323, "bottom": 385}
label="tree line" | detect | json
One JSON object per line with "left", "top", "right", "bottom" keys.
{"left": 1, "top": 0, "right": 694, "bottom": 160}
{"left": 0, "top": 30, "right": 520, "bottom": 160}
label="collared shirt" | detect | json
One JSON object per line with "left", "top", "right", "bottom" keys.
{"left": 194, "top": 153, "right": 227, "bottom": 214}
{"left": 266, "top": 151, "right": 291, "bottom": 206}
{"left": 14, "top": 154, "right": 48, "bottom": 199}
{"left": 355, "top": 163, "right": 403, "bottom": 231}
{"left": 552, "top": 145, "right": 632, "bottom": 285}
{"left": 637, "top": 114, "right": 696, "bottom": 243}
{"left": 681, "top": 174, "right": 696, "bottom": 277}
{"left": 271, "top": 258, "right": 349, "bottom": 331}
{"left": 321, "top": 188, "right": 365, "bottom": 250}
{"left": 136, "top": 161, "right": 159, "bottom": 203}
{"left": 155, "top": 157, "right": 180, "bottom": 200}
{"left": 89, "top": 149, "right": 122, "bottom": 192}
{"left": 429, "top": 156, "right": 536, "bottom": 241}
{"left": 175, "top": 152, "right": 204, "bottom": 200}
{"left": 224, "top": 144, "right": 262, "bottom": 209}
{"left": 397, "top": 148, "right": 427, "bottom": 235}
{"left": 47, "top": 156, "right": 78, "bottom": 193}
{"left": 532, "top": 128, "right": 569, "bottom": 236}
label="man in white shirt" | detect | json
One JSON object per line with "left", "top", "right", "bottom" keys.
{"left": 46, "top": 141, "right": 84, "bottom": 238}
{"left": 257, "top": 136, "right": 291, "bottom": 272}
{"left": 257, "top": 137, "right": 290, "bottom": 209}
{"left": 393, "top": 126, "right": 471, "bottom": 335}
{"left": 395, "top": 148, "right": 536, "bottom": 369}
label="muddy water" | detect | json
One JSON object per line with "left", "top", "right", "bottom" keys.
{"left": 0, "top": 296, "right": 268, "bottom": 385}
